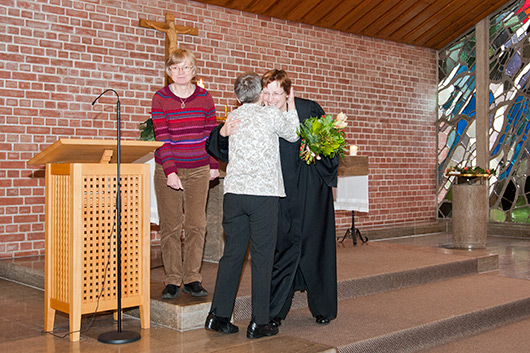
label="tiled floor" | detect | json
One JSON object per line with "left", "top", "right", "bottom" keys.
{"left": 1, "top": 233, "right": 530, "bottom": 352}
{"left": 378, "top": 233, "right": 530, "bottom": 281}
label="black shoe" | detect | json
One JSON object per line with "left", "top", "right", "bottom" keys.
{"left": 246, "top": 321, "right": 279, "bottom": 339}
{"left": 315, "top": 315, "right": 330, "bottom": 325}
{"left": 182, "top": 281, "right": 208, "bottom": 297}
{"left": 161, "top": 284, "right": 180, "bottom": 299}
{"left": 205, "top": 313, "right": 239, "bottom": 334}
{"left": 269, "top": 317, "right": 282, "bottom": 328}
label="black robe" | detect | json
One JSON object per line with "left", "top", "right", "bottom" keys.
{"left": 206, "top": 97, "right": 339, "bottom": 321}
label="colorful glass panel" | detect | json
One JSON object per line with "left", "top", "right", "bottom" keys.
{"left": 437, "top": 0, "right": 530, "bottom": 223}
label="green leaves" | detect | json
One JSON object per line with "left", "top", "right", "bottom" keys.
{"left": 298, "top": 113, "right": 348, "bottom": 164}
{"left": 139, "top": 118, "right": 155, "bottom": 141}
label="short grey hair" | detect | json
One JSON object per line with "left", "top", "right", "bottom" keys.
{"left": 234, "top": 72, "right": 262, "bottom": 104}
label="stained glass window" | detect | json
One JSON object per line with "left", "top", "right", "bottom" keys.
{"left": 437, "top": 0, "right": 530, "bottom": 223}
{"left": 437, "top": 30, "right": 477, "bottom": 218}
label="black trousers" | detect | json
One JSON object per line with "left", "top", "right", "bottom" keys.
{"left": 209, "top": 193, "right": 279, "bottom": 324}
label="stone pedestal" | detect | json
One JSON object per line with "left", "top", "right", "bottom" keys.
{"left": 452, "top": 182, "right": 488, "bottom": 249}
{"left": 204, "top": 177, "right": 225, "bottom": 262}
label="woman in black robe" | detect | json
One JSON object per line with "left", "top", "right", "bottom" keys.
{"left": 207, "top": 69, "right": 339, "bottom": 325}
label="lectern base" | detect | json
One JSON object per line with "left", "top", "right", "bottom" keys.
{"left": 98, "top": 330, "right": 141, "bottom": 344}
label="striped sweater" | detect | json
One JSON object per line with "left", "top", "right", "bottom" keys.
{"left": 151, "top": 84, "right": 219, "bottom": 176}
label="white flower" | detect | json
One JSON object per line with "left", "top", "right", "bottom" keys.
{"left": 333, "top": 112, "right": 348, "bottom": 129}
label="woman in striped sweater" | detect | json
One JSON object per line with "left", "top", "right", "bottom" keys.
{"left": 151, "top": 49, "right": 220, "bottom": 299}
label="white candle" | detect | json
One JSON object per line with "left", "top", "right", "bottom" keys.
{"left": 350, "top": 145, "right": 358, "bottom": 156}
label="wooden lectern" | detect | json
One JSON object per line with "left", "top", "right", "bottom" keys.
{"left": 28, "top": 138, "right": 162, "bottom": 342}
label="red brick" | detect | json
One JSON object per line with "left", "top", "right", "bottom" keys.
{"left": 0, "top": 0, "right": 438, "bottom": 257}
{"left": 14, "top": 250, "right": 40, "bottom": 257}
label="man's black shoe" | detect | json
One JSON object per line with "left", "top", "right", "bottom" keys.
{"left": 315, "top": 315, "right": 330, "bottom": 325}
{"left": 161, "top": 284, "right": 180, "bottom": 299}
{"left": 269, "top": 317, "right": 282, "bottom": 328}
{"left": 246, "top": 321, "right": 279, "bottom": 339}
{"left": 204, "top": 313, "right": 239, "bottom": 334}
{"left": 183, "top": 281, "right": 208, "bottom": 297}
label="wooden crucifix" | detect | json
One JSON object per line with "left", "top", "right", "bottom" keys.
{"left": 139, "top": 13, "right": 199, "bottom": 84}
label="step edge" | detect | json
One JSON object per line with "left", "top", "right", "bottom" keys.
{"left": 338, "top": 296, "right": 530, "bottom": 353}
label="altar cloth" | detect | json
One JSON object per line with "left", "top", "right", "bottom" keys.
{"left": 334, "top": 175, "right": 369, "bottom": 212}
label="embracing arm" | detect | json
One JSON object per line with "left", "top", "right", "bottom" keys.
{"left": 205, "top": 123, "right": 229, "bottom": 163}
{"left": 278, "top": 109, "right": 300, "bottom": 143}
{"left": 205, "top": 112, "right": 241, "bottom": 163}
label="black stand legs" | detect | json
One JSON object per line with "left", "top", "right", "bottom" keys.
{"left": 338, "top": 210, "right": 368, "bottom": 245}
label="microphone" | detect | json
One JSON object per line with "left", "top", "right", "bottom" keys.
{"left": 92, "top": 88, "right": 120, "bottom": 105}
{"left": 91, "top": 88, "right": 140, "bottom": 344}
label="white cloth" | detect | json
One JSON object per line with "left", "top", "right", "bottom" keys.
{"left": 334, "top": 175, "right": 369, "bottom": 212}
{"left": 224, "top": 103, "right": 299, "bottom": 196}
{"left": 147, "top": 157, "right": 159, "bottom": 225}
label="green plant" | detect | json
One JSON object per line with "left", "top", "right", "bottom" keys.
{"left": 139, "top": 118, "right": 155, "bottom": 141}
{"left": 298, "top": 112, "right": 348, "bottom": 164}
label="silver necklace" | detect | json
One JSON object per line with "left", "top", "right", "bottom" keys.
{"left": 172, "top": 83, "right": 192, "bottom": 109}
{"left": 178, "top": 96, "right": 187, "bottom": 109}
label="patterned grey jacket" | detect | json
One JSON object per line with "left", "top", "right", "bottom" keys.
{"left": 224, "top": 103, "right": 299, "bottom": 197}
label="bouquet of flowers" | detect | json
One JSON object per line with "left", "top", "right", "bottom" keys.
{"left": 298, "top": 112, "right": 348, "bottom": 164}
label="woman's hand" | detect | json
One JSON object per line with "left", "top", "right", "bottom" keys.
{"left": 166, "top": 172, "right": 183, "bottom": 190}
{"left": 220, "top": 113, "right": 241, "bottom": 137}
{"left": 210, "top": 169, "right": 220, "bottom": 180}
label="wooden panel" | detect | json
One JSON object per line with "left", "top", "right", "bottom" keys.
{"left": 402, "top": 1, "right": 471, "bottom": 43}
{"left": 47, "top": 167, "right": 71, "bottom": 304}
{"left": 193, "top": 0, "right": 513, "bottom": 50}
{"left": 352, "top": 1, "right": 406, "bottom": 33}
{"left": 334, "top": 0, "right": 386, "bottom": 32}
{"left": 316, "top": 0, "right": 366, "bottom": 28}
{"left": 287, "top": 0, "right": 325, "bottom": 23}
{"left": 303, "top": 0, "right": 345, "bottom": 25}
{"left": 338, "top": 156, "right": 369, "bottom": 176}
{"left": 28, "top": 138, "right": 163, "bottom": 165}
{"left": 375, "top": 1, "right": 431, "bottom": 38}
{"left": 362, "top": 0, "right": 420, "bottom": 36}
{"left": 44, "top": 162, "right": 150, "bottom": 341}
{"left": 423, "top": 0, "right": 505, "bottom": 49}
{"left": 247, "top": 0, "right": 278, "bottom": 13}
{"left": 228, "top": 0, "right": 254, "bottom": 11}
{"left": 387, "top": 0, "right": 456, "bottom": 43}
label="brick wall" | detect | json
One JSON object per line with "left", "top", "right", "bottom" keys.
{"left": 0, "top": 0, "right": 438, "bottom": 258}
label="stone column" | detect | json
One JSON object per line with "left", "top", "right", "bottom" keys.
{"left": 452, "top": 181, "right": 488, "bottom": 249}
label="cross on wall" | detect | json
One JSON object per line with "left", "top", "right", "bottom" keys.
{"left": 139, "top": 13, "right": 198, "bottom": 84}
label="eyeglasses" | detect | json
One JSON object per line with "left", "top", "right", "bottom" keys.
{"left": 262, "top": 91, "right": 286, "bottom": 97}
{"left": 169, "top": 65, "right": 193, "bottom": 72}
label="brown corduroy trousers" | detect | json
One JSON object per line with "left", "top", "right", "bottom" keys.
{"left": 154, "top": 163, "right": 210, "bottom": 286}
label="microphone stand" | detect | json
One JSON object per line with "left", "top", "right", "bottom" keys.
{"left": 92, "top": 89, "right": 141, "bottom": 344}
